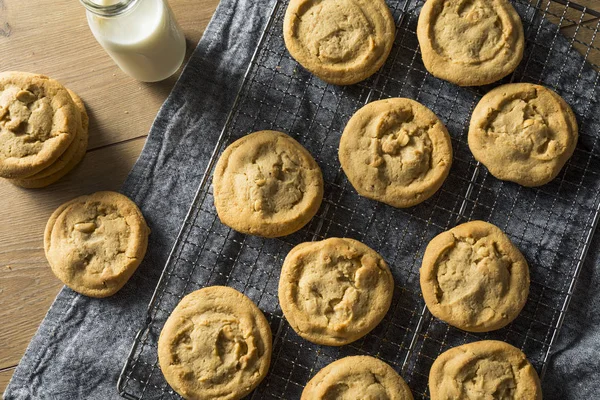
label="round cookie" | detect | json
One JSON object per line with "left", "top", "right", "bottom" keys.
{"left": 339, "top": 98, "right": 452, "bottom": 208}
{"left": 213, "top": 130, "right": 323, "bottom": 238}
{"left": 279, "top": 238, "right": 394, "bottom": 346}
{"left": 417, "top": 0, "right": 524, "bottom": 86}
{"left": 9, "top": 89, "right": 89, "bottom": 188}
{"left": 158, "top": 286, "right": 272, "bottom": 400}
{"left": 302, "top": 356, "right": 413, "bottom": 400}
{"left": 0, "top": 71, "right": 79, "bottom": 178}
{"left": 429, "top": 340, "right": 542, "bottom": 399}
{"left": 44, "top": 191, "right": 150, "bottom": 298}
{"left": 420, "top": 220, "right": 529, "bottom": 332}
{"left": 283, "top": 0, "right": 396, "bottom": 85}
{"left": 468, "top": 83, "right": 578, "bottom": 186}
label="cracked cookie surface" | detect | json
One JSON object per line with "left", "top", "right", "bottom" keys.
{"left": 0, "top": 71, "right": 79, "bottom": 178}
{"left": 417, "top": 0, "right": 524, "bottom": 86}
{"left": 279, "top": 237, "right": 394, "bottom": 346}
{"left": 283, "top": 0, "right": 395, "bottom": 85}
{"left": 339, "top": 98, "right": 452, "bottom": 208}
{"left": 420, "top": 220, "right": 529, "bottom": 332}
{"left": 301, "top": 355, "right": 413, "bottom": 400}
{"left": 44, "top": 191, "right": 150, "bottom": 298}
{"left": 213, "top": 130, "right": 323, "bottom": 238}
{"left": 469, "top": 83, "right": 578, "bottom": 186}
{"left": 429, "top": 340, "right": 542, "bottom": 400}
{"left": 158, "top": 286, "right": 272, "bottom": 400}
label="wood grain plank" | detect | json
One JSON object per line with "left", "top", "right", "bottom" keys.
{"left": 0, "top": 367, "right": 15, "bottom": 393}
{"left": 0, "top": 137, "right": 146, "bottom": 373}
{"left": 0, "top": 0, "right": 220, "bottom": 150}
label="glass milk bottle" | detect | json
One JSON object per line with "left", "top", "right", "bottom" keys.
{"left": 80, "top": 0, "right": 186, "bottom": 82}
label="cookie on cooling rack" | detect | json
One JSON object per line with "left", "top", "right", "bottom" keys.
{"left": 283, "top": 0, "right": 395, "bottom": 85}
{"left": 213, "top": 130, "right": 323, "bottom": 238}
{"left": 0, "top": 71, "right": 80, "bottom": 178}
{"left": 468, "top": 83, "right": 578, "bottom": 187}
{"left": 420, "top": 220, "right": 529, "bottom": 332}
{"left": 9, "top": 89, "right": 88, "bottom": 188}
{"left": 429, "top": 340, "right": 542, "bottom": 400}
{"left": 44, "top": 191, "right": 150, "bottom": 298}
{"left": 158, "top": 286, "right": 272, "bottom": 400}
{"left": 417, "top": 0, "right": 524, "bottom": 86}
{"left": 279, "top": 237, "right": 394, "bottom": 346}
{"left": 302, "top": 356, "right": 413, "bottom": 400}
{"left": 339, "top": 98, "right": 452, "bottom": 208}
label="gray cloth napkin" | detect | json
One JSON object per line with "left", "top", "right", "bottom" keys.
{"left": 4, "top": 0, "right": 600, "bottom": 398}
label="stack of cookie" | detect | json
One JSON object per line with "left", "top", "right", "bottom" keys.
{"left": 0, "top": 71, "right": 88, "bottom": 188}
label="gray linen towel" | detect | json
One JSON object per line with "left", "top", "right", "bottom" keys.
{"left": 4, "top": 0, "right": 600, "bottom": 398}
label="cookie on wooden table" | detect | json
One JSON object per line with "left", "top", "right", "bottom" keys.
{"left": 339, "top": 98, "right": 452, "bottom": 208}
{"left": 44, "top": 191, "right": 150, "bottom": 298}
{"left": 279, "top": 237, "right": 394, "bottom": 346}
{"left": 10, "top": 89, "right": 89, "bottom": 188}
{"left": 468, "top": 83, "right": 578, "bottom": 186}
{"left": 0, "top": 71, "right": 79, "bottom": 178}
{"left": 429, "top": 340, "right": 542, "bottom": 400}
{"left": 302, "top": 356, "right": 413, "bottom": 400}
{"left": 158, "top": 286, "right": 272, "bottom": 400}
{"left": 283, "top": 0, "right": 396, "bottom": 85}
{"left": 420, "top": 220, "right": 529, "bottom": 332}
{"left": 417, "top": 0, "right": 524, "bottom": 86}
{"left": 213, "top": 130, "right": 324, "bottom": 238}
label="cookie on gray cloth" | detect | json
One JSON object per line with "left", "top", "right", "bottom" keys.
{"left": 302, "top": 356, "right": 413, "bottom": 399}
{"left": 417, "top": 0, "right": 524, "bottom": 86}
{"left": 468, "top": 83, "right": 578, "bottom": 186}
{"left": 429, "top": 340, "right": 542, "bottom": 399}
{"left": 213, "top": 130, "right": 324, "bottom": 237}
{"left": 158, "top": 286, "right": 272, "bottom": 400}
{"left": 420, "top": 220, "right": 529, "bottom": 332}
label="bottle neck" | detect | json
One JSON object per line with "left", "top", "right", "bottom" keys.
{"left": 79, "top": 0, "right": 139, "bottom": 17}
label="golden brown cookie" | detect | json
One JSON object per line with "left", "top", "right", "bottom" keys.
{"left": 283, "top": 0, "right": 396, "bottom": 85}
{"left": 302, "top": 356, "right": 413, "bottom": 400}
{"left": 158, "top": 286, "right": 272, "bottom": 400}
{"left": 468, "top": 83, "right": 578, "bottom": 186}
{"left": 420, "top": 220, "right": 529, "bottom": 332}
{"left": 429, "top": 340, "right": 542, "bottom": 399}
{"left": 279, "top": 238, "right": 394, "bottom": 346}
{"left": 417, "top": 0, "right": 524, "bottom": 86}
{"left": 213, "top": 130, "right": 323, "bottom": 238}
{"left": 0, "top": 71, "right": 79, "bottom": 178}
{"left": 339, "top": 98, "right": 452, "bottom": 208}
{"left": 44, "top": 191, "right": 150, "bottom": 298}
{"left": 9, "top": 89, "right": 88, "bottom": 188}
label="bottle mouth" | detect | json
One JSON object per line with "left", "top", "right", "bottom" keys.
{"left": 79, "top": 0, "right": 138, "bottom": 17}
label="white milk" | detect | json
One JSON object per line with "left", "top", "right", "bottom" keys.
{"left": 85, "top": 0, "right": 186, "bottom": 82}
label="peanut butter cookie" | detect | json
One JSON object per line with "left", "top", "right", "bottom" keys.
{"left": 279, "top": 238, "right": 394, "bottom": 346}
{"left": 417, "top": 0, "right": 524, "bottom": 86}
{"left": 469, "top": 83, "right": 578, "bottom": 186}
{"left": 339, "top": 98, "right": 452, "bottom": 208}
{"left": 10, "top": 89, "right": 88, "bottom": 188}
{"left": 420, "top": 220, "right": 529, "bottom": 332}
{"left": 302, "top": 356, "right": 413, "bottom": 400}
{"left": 429, "top": 340, "right": 542, "bottom": 399}
{"left": 213, "top": 130, "right": 323, "bottom": 238}
{"left": 158, "top": 286, "right": 272, "bottom": 400}
{"left": 283, "top": 0, "right": 396, "bottom": 85}
{"left": 0, "top": 71, "right": 79, "bottom": 178}
{"left": 44, "top": 191, "right": 150, "bottom": 298}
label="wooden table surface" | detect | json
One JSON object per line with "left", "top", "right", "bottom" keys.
{"left": 0, "top": 0, "right": 220, "bottom": 390}
{"left": 0, "top": 0, "right": 599, "bottom": 395}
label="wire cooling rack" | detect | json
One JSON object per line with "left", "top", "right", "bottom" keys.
{"left": 118, "top": 0, "right": 600, "bottom": 398}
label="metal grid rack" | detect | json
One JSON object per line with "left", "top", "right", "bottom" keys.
{"left": 118, "top": 0, "right": 600, "bottom": 398}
